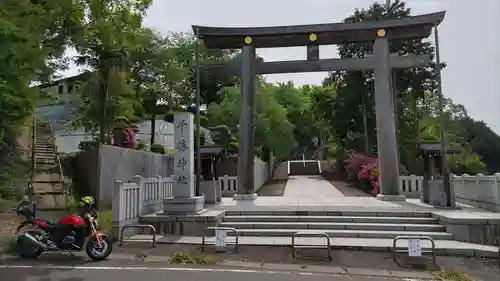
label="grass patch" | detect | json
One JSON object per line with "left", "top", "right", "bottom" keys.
{"left": 98, "top": 210, "right": 112, "bottom": 233}
{"left": 437, "top": 269, "right": 473, "bottom": 281}
{"left": 168, "top": 252, "right": 222, "bottom": 265}
{"left": 0, "top": 198, "right": 17, "bottom": 213}
{"left": 135, "top": 251, "right": 148, "bottom": 261}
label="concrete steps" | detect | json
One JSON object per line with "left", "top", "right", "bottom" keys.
{"left": 30, "top": 125, "right": 67, "bottom": 210}
{"left": 33, "top": 182, "right": 65, "bottom": 193}
{"left": 125, "top": 209, "right": 500, "bottom": 257}
{"left": 289, "top": 161, "right": 320, "bottom": 175}
{"left": 219, "top": 222, "right": 445, "bottom": 232}
{"left": 217, "top": 228, "right": 451, "bottom": 240}
{"left": 219, "top": 211, "right": 452, "bottom": 240}
{"left": 33, "top": 193, "right": 68, "bottom": 210}
{"left": 223, "top": 215, "right": 438, "bottom": 224}
{"left": 34, "top": 172, "right": 63, "bottom": 183}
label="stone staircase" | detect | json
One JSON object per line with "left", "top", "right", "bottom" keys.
{"left": 219, "top": 210, "right": 451, "bottom": 240}
{"left": 289, "top": 160, "right": 321, "bottom": 175}
{"left": 128, "top": 209, "right": 499, "bottom": 256}
{"left": 30, "top": 121, "right": 69, "bottom": 210}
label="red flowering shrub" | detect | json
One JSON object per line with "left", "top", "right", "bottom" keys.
{"left": 371, "top": 177, "right": 380, "bottom": 196}
{"left": 346, "top": 152, "right": 407, "bottom": 196}
{"left": 357, "top": 162, "right": 378, "bottom": 181}
{"left": 345, "top": 152, "right": 376, "bottom": 180}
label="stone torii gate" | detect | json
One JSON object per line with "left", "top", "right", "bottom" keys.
{"left": 193, "top": 11, "right": 445, "bottom": 201}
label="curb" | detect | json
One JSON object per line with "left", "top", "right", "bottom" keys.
{"left": 0, "top": 252, "right": 438, "bottom": 279}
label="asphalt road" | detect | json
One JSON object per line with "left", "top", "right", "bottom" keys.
{"left": 0, "top": 264, "right": 433, "bottom": 281}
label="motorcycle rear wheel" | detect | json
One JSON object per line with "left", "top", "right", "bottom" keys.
{"left": 85, "top": 236, "right": 112, "bottom": 261}
{"left": 17, "top": 231, "right": 43, "bottom": 259}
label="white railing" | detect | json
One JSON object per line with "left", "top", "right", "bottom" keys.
{"left": 452, "top": 173, "right": 500, "bottom": 210}
{"left": 399, "top": 175, "right": 423, "bottom": 198}
{"left": 112, "top": 175, "right": 173, "bottom": 223}
{"left": 112, "top": 181, "right": 141, "bottom": 223}
{"left": 136, "top": 175, "right": 174, "bottom": 206}
{"left": 219, "top": 175, "right": 238, "bottom": 196}
{"left": 398, "top": 173, "right": 500, "bottom": 211}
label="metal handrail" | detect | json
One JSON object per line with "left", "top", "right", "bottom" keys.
{"left": 47, "top": 121, "right": 69, "bottom": 205}
{"left": 27, "top": 116, "right": 37, "bottom": 196}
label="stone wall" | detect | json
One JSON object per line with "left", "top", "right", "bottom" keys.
{"left": 76, "top": 145, "right": 174, "bottom": 207}
{"left": 216, "top": 156, "right": 269, "bottom": 192}
{"left": 433, "top": 212, "right": 500, "bottom": 246}
{"left": 272, "top": 162, "right": 289, "bottom": 181}
{"left": 253, "top": 157, "right": 269, "bottom": 192}
{"left": 98, "top": 145, "right": 174, "bottom": 207}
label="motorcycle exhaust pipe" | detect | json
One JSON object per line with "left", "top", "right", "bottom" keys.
{"left": 22, "top": 232, "right": 49, "bottom": 249}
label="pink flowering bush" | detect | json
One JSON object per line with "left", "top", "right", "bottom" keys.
{"left": 345, "top": 152, "right": 377, "bottom": 180}
{"left": 371, "top": 177, "right": 380, "bottom": 196}
{"left": 345, "top": 152, "right": 407, "bottom": 196}
{"left": 357, "top": 162, "right": 378, "bottom": 181}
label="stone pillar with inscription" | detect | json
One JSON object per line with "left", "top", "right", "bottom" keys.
{"left": 163, "top": 112, "right": 206, "bottom": 214}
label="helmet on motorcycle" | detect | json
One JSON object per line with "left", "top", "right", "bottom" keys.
{"left": 78, "top": 196, "right": 95, "bottom": 208}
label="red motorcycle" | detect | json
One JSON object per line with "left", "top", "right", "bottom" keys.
{"left": 14, "top": 198, "right": 112, "bottom": 260}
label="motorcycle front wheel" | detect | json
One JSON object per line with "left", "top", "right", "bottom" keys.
{"left": 85, "top": 236, "right": 112, "bottom": 261}
{"left": 17, "top": 231, "right": 43, "bottom": 259}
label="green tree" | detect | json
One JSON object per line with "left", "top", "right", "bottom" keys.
{"left": 302, "top": 84, "right": 338, "bottom": 153}
{"left": 456, "top": 118, "right": 500, "bottom": 173}
{"left": 165, "top": 33, "right": 239, "bottom": 109}
{"left": 323, "top": 0, "right": 442, "bottom": 171}
{"left": 129, "top": 28, "right": 188, "bottom": 145}
{"left": 270, "top": 82, "right": 317, "bottom": 152}
{"left": 71, "top": 0, "right": 152, "bottom": 142}
{"left": 0, "top": 0, "right": 83, "bottom": 143}
{"left": 207, "top": 85, "right": 295, "bottom": 161}
{"left": 0, "top": 0, "right": 84, "bottom": 197}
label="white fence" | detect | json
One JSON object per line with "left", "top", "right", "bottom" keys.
{"left": 219, "top": 175, "right": 238, "bottom": 196}
{"left": 112, "top": 174, "right": 241, "bottom": 225}
{"left": 453, "top": 173, "right": 500, "bottom": 211}
{"left": 399, "top": 175, "right": 423, "bottom": 198}
{"left": 112, "top": 175, "right": 173, "bottom": 224}
{"left": 398, "top": 173, "right": 500, "bottom": 211}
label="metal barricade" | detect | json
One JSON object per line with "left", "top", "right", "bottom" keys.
{"left": 201, "top": 227, "right": 239, "bottom": 253}
{"left": 392, "top": 235, "right": 436, "bottom": 267}
{"left": 119, "top": 224, "right": 156, "bottom": 248}
{"left": 292, "top": 231, "right": 332, "bottom": 261}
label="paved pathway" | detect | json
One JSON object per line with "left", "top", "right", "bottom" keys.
{"left": 283, "top": 176, "right": 345, "bottom": 197}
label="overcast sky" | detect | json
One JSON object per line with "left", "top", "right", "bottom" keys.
{"left": 63, "top": 0, "right": 500, "bottom": 134}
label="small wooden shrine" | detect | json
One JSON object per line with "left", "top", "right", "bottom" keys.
{"left": 419, "top": 142, "right": 460, "bottom": 208}
{"left": 197, "top": 146, "right": 226, "bottom": 180}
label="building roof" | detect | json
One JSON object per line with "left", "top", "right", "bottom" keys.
{"left": 193, "top": 11, "right": 445, "bottom": 49}
{"left": 199, "top": 146, "right": 225, "bottom": 156}
{"left": 36, "top": 72, "right": 92, "bottom": 89}
{"left": 420, "top": 142, "right": 460, "bottom": 155}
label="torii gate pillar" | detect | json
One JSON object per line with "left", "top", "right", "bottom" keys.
{"left": 234, "top": 44, "right": 258, "bottom": 200}
{"left": 373, "top": 34, "right": 405, "bottom": 201}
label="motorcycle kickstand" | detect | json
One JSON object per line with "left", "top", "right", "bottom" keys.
{"left": 68, "top": 250, "right": 74, "bottom": 256}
